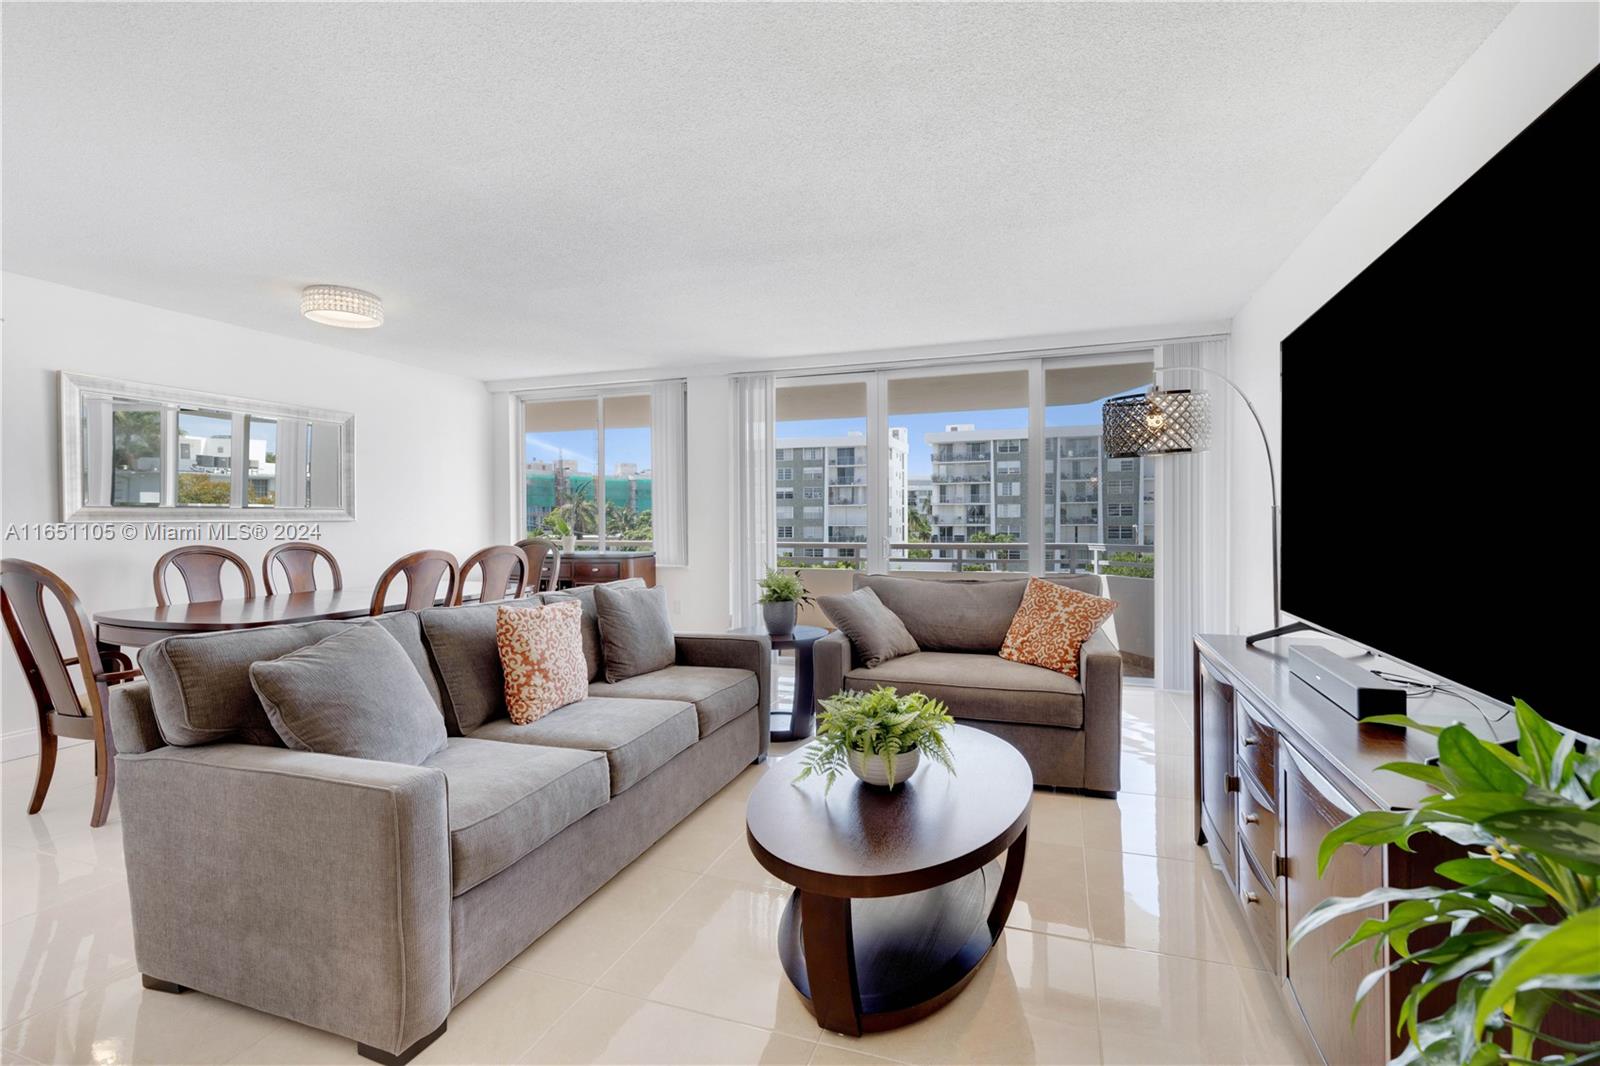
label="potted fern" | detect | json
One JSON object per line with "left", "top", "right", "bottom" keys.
{"left": 755, "top": 568, "right": 812, "bottom": 636}
{"left": 1289, "top": 701, "right": 1599, "bottom": 1066}
{"left": 794, "top": 686, "right": 955, "bottom": 791}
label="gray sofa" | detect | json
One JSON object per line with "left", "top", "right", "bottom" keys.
{"left": 814, "top": 573, "right": 1121, "bottom": 792}
{"left": 106, "top": 584, "right": 770, "bottom": 1065}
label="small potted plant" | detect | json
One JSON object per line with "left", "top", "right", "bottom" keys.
{"left": 755, "top": 568, "right": 812, "bottom": 636}
{"left": 795, "top": 686, "right": 956, "bottom": 791}
{"left": 543, "top": 513, "right": 578, "bottom": 554}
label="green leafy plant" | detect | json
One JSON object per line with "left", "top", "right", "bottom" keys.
{"left": 756, "top": 568, "right": 813, "bottom": 606}
{"left": 1289, "top": 701, "right": 1599, "bottom": 1066}
{"left": 794, "top": 686, "right": 955, "bottom": 792}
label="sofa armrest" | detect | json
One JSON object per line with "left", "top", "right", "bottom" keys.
{"left": 674, "top": 632, "right": 772, "bottom": 756}
{"left": 813, "top": 630, "right": 854, "bottom": 706}
{"left": 115, "top": 743, "right": 452, "bottom": 1055}
{"left": 1078, "top": 627, "right": 1123, "bottom": 793}
{"left": 106, "top": 679, "right": 165, "bottom": 754}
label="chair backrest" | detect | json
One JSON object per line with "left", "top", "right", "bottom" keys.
{"left": 455, "top": 545, "right": 527, "bottom": 606}
{"left": 1, "top": 559, "right": 108, "bottom": 722}
{"left": 261, "top": 541, "right": 344, "bottom": 595}
{"left": 153, "top": 545, "right": 257, "bottom": 607}
{"left": 514, "top": 538, "right": 563, "bottom": 593}
{"left": 371, "top": 550, "right": 460, "bottom": 615}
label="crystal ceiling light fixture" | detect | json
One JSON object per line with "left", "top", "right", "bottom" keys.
{"left": 300, "top": 285, "right": 383, "bottom": 328}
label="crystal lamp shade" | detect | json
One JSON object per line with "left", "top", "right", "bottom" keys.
{"left": 1103, "top": 387, "right": 1211, "bottom": 457}
{"left": 300, "top": 285, "right": 383, "bottom": 328}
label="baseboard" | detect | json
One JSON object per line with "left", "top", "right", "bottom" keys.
{"left": 1, "top": 729, "right": 88, "bottom": 763}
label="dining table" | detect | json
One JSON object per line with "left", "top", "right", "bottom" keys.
{"left": 94, "top": 587, "right": 392, "bottom": 650}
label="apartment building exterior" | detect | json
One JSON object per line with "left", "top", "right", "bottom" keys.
{"left": 926, "top": 424, "right": 1153, "bottom": 563}
{"left": 775, "top": 429, "right": 908, "bottom": 562}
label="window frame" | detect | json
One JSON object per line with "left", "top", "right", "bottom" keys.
{"left": 518, "top": 386, "right": 657, "bottom": 552}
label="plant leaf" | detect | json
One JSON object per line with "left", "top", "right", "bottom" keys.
{"left": 1514, "top": 700, "right": 1564, "bottom": 790}
{"left": 1473, "top": 909, "right": 1600, "bottom": 1037}
{"left": 1478, "top": 808, "right": 1600, "bottom": 876}
{"left": 1436, "top": 724, "right": 1526, "bottom": 795}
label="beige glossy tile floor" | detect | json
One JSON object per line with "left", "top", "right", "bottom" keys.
{"left": 0, "top": 687, "right": 1319, "bottom": 1065}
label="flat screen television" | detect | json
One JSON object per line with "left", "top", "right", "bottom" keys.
{"left": 1280, "top": 64, "right": 1596, "bottom": 730}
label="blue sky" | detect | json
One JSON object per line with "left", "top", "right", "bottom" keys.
{"left": 525, "top": 426, "right": 651, "bottom": 474}
{"left": 523, "top": 394, "right": 1127, "bottom": 479}
{"left": 779, "top": 397, "right": 1118, "bottom": 477}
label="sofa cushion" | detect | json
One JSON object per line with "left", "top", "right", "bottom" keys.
{"left": 852, "top": 575, "right": 1027, "bottom": 653}
{"left": 592, "top": 584, "right": 676, "bottom": 683}
{"left": 588, "top": 665, "right": 757, "bottom": 738}
{"left": 468, "top": 697, "right": 697, "bottom": 795}
{"left": 424, "top": 738, "right": 609, "bottom": 896}
{"left": 140, "top": 619, "right": 348, "bottom": 746}
{"left": 419, "top": 602, "right": 505, "bottom": 734}
{"left": 249, "top": 624, "right": 449, "bottom": 764}
{"left": 365, "top": 610, "right": 446, "bottom": 714}
{"left": 1000, "top": 577, "right": 1118, "bottom": 679}
{"left": 844, "top": 651, "right": 1083, "bottom": 729}
{"left": 818, "top": 587, "right": 919, "bottom": 669}
{"left": 498, "top": 601, "right": 588, "bottom": 724}
{"left": 538, "top": 579, "right": 644, "bottom": 682}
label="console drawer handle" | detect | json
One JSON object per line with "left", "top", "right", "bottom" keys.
{"left": 1244, "top": 813, "right": 1260, "bottom": 825}
{"left": 1225, "top": 774, "right": 1241, "bottom": 793}
{"left": 1242, "top": 735, "right": 1259, "bottom": 747}
{"left": 1245, "top": 891, "right": 1260, "bottom": 905}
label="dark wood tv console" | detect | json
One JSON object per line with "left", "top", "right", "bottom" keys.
{"left": 1193, "top": 633, "right": 1522, "bottom": 1064}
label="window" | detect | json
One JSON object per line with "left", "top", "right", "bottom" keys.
{"left": 776, "top": 487, "right": 794, "bottom": 500}
{"left": 776, "top": 525, "right": 794, "bottom": 540}
{"left": 776, "top": 378, "right": 870, "bottom": 569}
{"left": 1108, "top": 525, "right": 1137, "bottom": 542}
{"left": 1108, "top": 502, "right": 1134, "bottom": 518}
{"left": 64, "top": 373, "right": 352, "bottom": 519}
{"left": 776, "top": 506, "right": 793, "bottom": 519}
{"left": 776, "top": 468, "right": 794, "bottom": 482}
{"left": 1045, "top": 361, "right": 1155, "bottom": 570}
{"left": 889, "top": 368, "right": 1028, "bottom": 572}
{"left": 522, "top": 391, "right": 654, "bottom": 552}
{"left": 775, "top": 449, "right": 791, "bottom": 461}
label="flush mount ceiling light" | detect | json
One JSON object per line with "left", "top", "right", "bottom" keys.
{"left": 300, "top": 285, "right": 383, "bottom": 328}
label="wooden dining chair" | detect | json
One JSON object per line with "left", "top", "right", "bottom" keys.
{"left": 1, "top": 559, "right": 141, "bottom": 827}
{"left": 370, "top": 550, "right": 460, "bottom": 615}
{"left": 514, "top": 537, "right": 564, "bottom": 593}
{"left": 153, "top": 545, "right": 256, "bottom": 607}
{"left": 455, "top": 546, "right": 527, "bottom": 606}
{"left": 261, "top": 541, "right": 344, "bottom": 596}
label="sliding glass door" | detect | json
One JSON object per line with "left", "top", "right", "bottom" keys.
{"left": 773, "top": 377, "right": 869, "bottom": 569}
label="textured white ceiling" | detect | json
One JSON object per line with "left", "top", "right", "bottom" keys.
{"left": 2, "top": 2, "right": 1511, "bottom": 381}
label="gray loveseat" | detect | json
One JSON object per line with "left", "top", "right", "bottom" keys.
{"left": 106, "top": 583, "right": 769, "bottom": 1065}
{"left": 814, "top": 573, "right": 1120, "bottom": 792}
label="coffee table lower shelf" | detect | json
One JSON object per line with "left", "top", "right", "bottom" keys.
{"left": 776, "top": 856, "right": 1016, "bottom": 1035}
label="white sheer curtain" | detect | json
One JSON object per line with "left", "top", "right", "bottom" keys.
{"left": 1154, "top": 338, "right": 1232, "bottom": 690}
{"left": 728, "top": 374, "right": 776, "bottom": 629}
{"left": 649, "top": 379, "right": 688, "bottom": 566}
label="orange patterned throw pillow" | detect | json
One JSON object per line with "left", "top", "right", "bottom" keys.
{"left": 1000, "top": 578, "right": 1118, "bottom": 679}
{"left": 497, "top": 601, "right": 588, "bottom": 725}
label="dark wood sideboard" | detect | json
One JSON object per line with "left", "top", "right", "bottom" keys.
{"left": 1193, "top": 633, "right": 1524, "bottom": 1064}
{"left": 558, "top": 551, "right": 656, "bottom": 588}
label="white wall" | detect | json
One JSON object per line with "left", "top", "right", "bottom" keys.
{"left": 1226, "top": 2, "right": 1598, "bottom": 633}
{"left": 0, "top": 272, "right": 495, "bottom": 757}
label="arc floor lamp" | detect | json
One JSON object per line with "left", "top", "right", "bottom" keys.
{"left": 1102, "top": 367, "right": 1311, "bottom": 646}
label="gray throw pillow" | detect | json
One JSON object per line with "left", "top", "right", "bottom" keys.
{"left": 592, "top": 583, "right": 676, "bottom": 683}
{"left": 249, "top": 623, "right": 448, "bottom": 764}
{"left": 819, "top": 587, "right": 919, "bottom": 669}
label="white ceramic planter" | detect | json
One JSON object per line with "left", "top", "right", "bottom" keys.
{"left": 848, "top": 747, "right": 920, "bottom": 789}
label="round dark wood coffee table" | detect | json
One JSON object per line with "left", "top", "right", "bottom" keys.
{"left": 745, "top": 726, "right": 1032, "bottom": 1036}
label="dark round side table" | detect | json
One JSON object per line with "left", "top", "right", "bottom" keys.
{"left": 729, "top": 623, "right": 827, "bottom": 742}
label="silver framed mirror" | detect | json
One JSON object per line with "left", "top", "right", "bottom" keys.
{"left": 59, "top": 371, "right": 356, "bottom": 522}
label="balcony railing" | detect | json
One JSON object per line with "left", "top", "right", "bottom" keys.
{"left": 774, "top": 541, "right": 1154, "bottom": 578}
{"left": 930, "top": 473, "right": 989, "bottom": 484}
{"left": 933, "top": 449, "right": 992, "bottom": 462}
